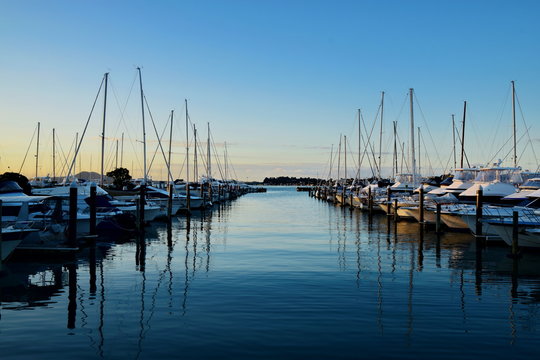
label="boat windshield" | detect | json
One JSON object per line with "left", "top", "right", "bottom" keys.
{"left": 453, "top": 169, "right": 477, "bottom": 182}
{"left": 474, "top": 168, "right": 522, "bottom": 184}
{"left": 395, "top": 174, "right": 414, "bottom": 183}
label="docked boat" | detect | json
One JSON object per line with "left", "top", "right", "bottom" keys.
{"left": 1, "top": 227, "right": 40, "bottom": 261}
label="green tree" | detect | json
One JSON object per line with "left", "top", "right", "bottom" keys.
{"left": 106, "top": 167, "right": 132, "bottom": 189}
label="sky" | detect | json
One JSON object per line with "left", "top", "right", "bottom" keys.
{"left": 1, "top": 0, "right": 539, "bottom": 182}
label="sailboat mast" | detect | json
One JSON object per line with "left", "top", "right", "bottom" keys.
{"left": 35, "top": 122, "right": 40, "bottom": 178}
{"left": 74, "top": 132, "right": 78, "bottom": 177}
{"left": 224, "top": 141, "right": 227, "bottom": 180}
{"left": 409, "top": 88, "right": 416, "bottom": 185}
{"left": 168, "top": 110, "right": 174, "bottom": 185}
{"left": 337, "top": 135, "right": 342, "bottom": 185}
{"left": 120, "top": 132, "right": 124, "bottom": 168}
{"left": 207, "top": 123, "right": 211, "bottom": 179}
{"left": 460, "top": 101, "right": 467, "bottom": 168}
{"left": 185, "top": 99, "right": 190, "bottom": 184}
{"left": 344, "top": 135, "right": 347, "bottom": 182}
{"left": 52, "top": 128, "right": 56, "bottom": 181}
{"left": 511, "top": 80, "right": 517, "bottom": 167}
{"left": 100, "top": 72, "right": 109, "bottom": 187}
{"left": 451, "top": 114, "right": 456, "bottom": 170}
{"left": 417, "top": 127, "right": 421, "bottom": 176}
{"left": 393, "top": 121, "right": 397, "bottom": 180}
{"left": 357, "top": 109, "right": 361, "bottom": 182}
{"left": 137, "top": 67, "right": 147, "bottom": 184}
{"left": 378, "top": 91, "right": 384, "bottom": 179}
{"left": 193, "top": 125, "right": 198, "bottom": 182}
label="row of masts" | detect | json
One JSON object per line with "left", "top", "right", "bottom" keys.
{"left": 28, "top": 70, "right": 232, "bottom": 187}
{"left": 331, "top": 81, "right": 520, "bottom": 184}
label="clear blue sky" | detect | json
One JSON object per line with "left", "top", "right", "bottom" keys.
{"left": 1, "top": 0, "right": 539, "bottom": 181}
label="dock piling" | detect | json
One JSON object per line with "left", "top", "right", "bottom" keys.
{"left": 68, "top": 181, "right": 78, "bottom": 247}
{"left": 167, "top": 183, "right": 173, "bottom": 221}
{"left": 139, "top": 184, "right": 146, "bottom": 231}
{"left": 435, "top": 203, "right": 442, "bottom": 234}
{"left": 475, "top": 188, "right": 484, "bottom": 243}
{"left": 511, "top": 210, "right": 520, "bottom": 258}
{"left": 368, "top": 186, "right": 373, "bottom": 217}
{"left": 386, "top": 187, "right": 391, "bottom": 216}
{"left": 89, "top": 183, "right": 97, "bottom": 236}
{"left": 419, "top": 187, "right": 425, "bottom": 224}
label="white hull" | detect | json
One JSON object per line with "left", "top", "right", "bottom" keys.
{"left": 489, "top": 224, "right": 540, "bottom": 248}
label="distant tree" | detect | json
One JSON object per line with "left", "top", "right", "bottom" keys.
{"left": 0, "top": 172, "right": 32, "bottom": 194}
{"left": 106, "top": 167, "right": 132, "bottom": 189}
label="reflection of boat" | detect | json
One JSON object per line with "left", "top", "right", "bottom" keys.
{"left": 0, "top": 262, "right": 66, "bottom": 308}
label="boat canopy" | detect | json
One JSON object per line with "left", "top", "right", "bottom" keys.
{"left": 473, "top": 167, "right": 522, "bottom": 184}
{"left": 452, "top": 168, "right": 478, "bottom": 182}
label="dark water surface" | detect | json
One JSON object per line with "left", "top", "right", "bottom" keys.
{"left": 1, "top": 186, "right": 540, "bottom": 359}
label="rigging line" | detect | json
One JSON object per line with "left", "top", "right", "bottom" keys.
{"left": 499, "top": 127, "right": 532, "bottom": 167}
{"left": 57, "top": 136, "right": 76, "bottom": 179}
{"left": 18, "top": 123, "right": 38, "bottom": 174}
{"left": 393, "top": 92, "right": 409, "bottom": 124}
{"left": 395, "top": 131, "right": 410, "bottom": 173}
{"left": 209, "top": 133, "right": 223, "bottom": 179}
{"left": 484, "top": 127, "right": 530, "bottom": 167}
{"left": 454, "top": 121, "right": 471, "bottom": 168}
{"left": 345, "top": 136, "right": 359, "bottom": 173}
{"left": 487, "top": 83, "right": 512, "bottom": 159}
{"left": 144, "top": 95, "right": 178, "bottom": 187}
{"left": 326, "top": 144, "right": 334, "bottom": 180}
{"left": 54, "top": 131, "right": 71, "bottom": 178}
{"left": 112, "top": 73, "right": 143, "bottom": 175}
{"left": 207, "top": 128, "right": 223, "bottom": 180}
{"left": 515, "top": 91, "right": 539, "bottom": 166}
{"left": 209, "top": 131, "right": 225, "bottom": 180}
{"left": 65, "top": 74, "right": 106, "bottom": 182}
{"left": 420, "top": 129, "right": 435, "bottom": 175}
{"left": 195, "top": 135, "right": 208, "bottom": 174}
{"left": 413, "top": 92, "right": 444, "bottom": 173}
{"left": 318, "top": 145, "right": 333, "bottom": 184}
{"left": 147, "top": 114, "right": 171, "bottom": 174}
{"left": 358, "top": 112, "right": 379, "bottom": 177}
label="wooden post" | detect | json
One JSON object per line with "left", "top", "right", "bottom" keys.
{"left": 167, "top": 183, "right": 173, "bottom": 220}
{"left": 186, "top": 182, "right": 191, "bottom": 211}
{"left": 386, "top": 187, "right": 391, "bottom": 216}
{"left": 419, "top": 187, "right": 424, "bottom": 224}
{"left": 436, "top": 203, "right": 442, "bottom": 234}
{"left": 475, "top": 188, "right": 483, "bottom": 241}
{"left": 512, "top": 210, "right": 519, "bottom": 257}
{"left": 89, "top": 182, "right": 97, "bottom": 236}
{"left": 135, "top": 198, "right": 140, "bottom": 232}
{"left": 68, "top": 182, "right": 78, "bottom": 247}
{"left": 368, "top": 186, "right": 373, "bottom": 216}
{"left": 393, "top": 198, "right": 399, "bottom": 221}
{"left": 139, "top": 184, "right": 146, "bottom": 230}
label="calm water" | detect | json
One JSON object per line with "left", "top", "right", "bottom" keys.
{"left": 1, "top": 187, "right": 540, "bottom": 359}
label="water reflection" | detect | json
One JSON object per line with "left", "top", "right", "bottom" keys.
{"left": 1, "top": 189, "right": 540, "bottom": 359}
